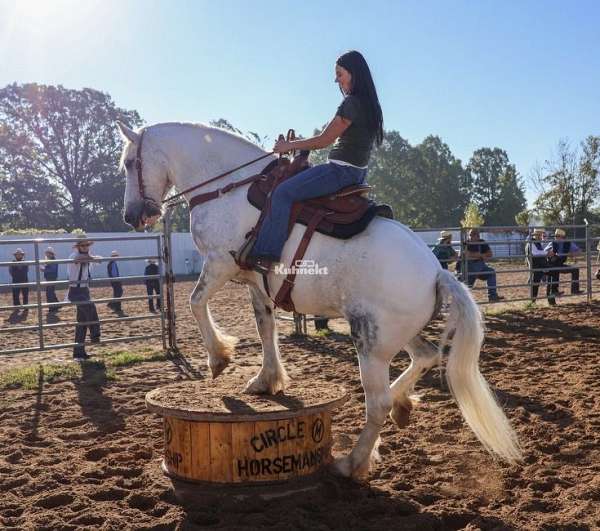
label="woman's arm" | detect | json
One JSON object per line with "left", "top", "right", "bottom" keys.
{"left": 273, "top": 115, "right": 351, "bottom": 153}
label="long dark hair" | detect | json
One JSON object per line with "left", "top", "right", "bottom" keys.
{"left": 336, "top": 50, "right": 384, "bottom": 146}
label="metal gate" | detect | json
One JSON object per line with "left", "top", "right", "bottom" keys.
{"left": 0, "top": 234, "right": 170, "bottom": 356}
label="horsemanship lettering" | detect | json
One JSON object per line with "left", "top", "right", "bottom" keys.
{"left": 250, "top": 421, "right": 305, "bottom": 452}
{"left": 237, "top": 419, "right": 325, "bottom": 478}
{"left": 236, "top": 447, "right": 325, "bottom": 478}
{"left": 165, "top": 448, "right": 183, "bottom": 469}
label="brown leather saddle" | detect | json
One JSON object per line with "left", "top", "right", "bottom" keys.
{"left": 248, "top": 154, "right": 392, "bottom": 238}
{"left": 236, "top": 151, "right": 393, "bottom": 312}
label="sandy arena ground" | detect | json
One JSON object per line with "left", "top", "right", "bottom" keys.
{"left": 1, "top": 278, "right": 599, "bottom": 530}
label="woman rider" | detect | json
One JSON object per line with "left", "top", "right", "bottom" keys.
{"left": 244, "top": 50, "right": 384, "bottom": 273}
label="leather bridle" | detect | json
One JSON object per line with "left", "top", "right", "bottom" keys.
{"left": 133, "top": 127, "right": 274, "bottom": 209}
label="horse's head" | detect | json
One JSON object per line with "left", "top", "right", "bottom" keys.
{"left": 117, "top": 122, "right": 170, "bottom": 231}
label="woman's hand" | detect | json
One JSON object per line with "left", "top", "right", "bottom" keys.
{"left": 273, "top": 138, "right": 292, "bottom": 154}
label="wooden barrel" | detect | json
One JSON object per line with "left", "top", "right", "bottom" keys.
{"left": 145, "top": 377, "right": 348, "bottom": 488}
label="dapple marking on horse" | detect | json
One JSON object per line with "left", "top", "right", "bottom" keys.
{"left": 118, "top": 121, "right": 522, "bottom": 480}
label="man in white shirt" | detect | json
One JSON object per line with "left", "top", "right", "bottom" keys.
{"left": 526, "top": 228, "right": 551, "bottom": 303}
{"left": 67, "top": 235, "right": 101, "bottom": 360}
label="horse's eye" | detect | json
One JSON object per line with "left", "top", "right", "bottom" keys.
{"left": 125, "top": 159, "right": 134, "bottom": 170}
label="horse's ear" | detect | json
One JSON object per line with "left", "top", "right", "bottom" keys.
{"left": 116, "top": 121, "right": 140, "bottom": 144}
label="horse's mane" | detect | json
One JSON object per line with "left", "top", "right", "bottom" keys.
{"left": 153, "top": 122, "right": 264, "bottom": 152}
{"left": 118, "top": 121, "right": 265, "bottom": 173}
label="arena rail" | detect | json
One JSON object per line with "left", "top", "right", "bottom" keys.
{"left": 289, "top": 222, "right": 600, "bottom": 334}
{"left": 0, "top": 234, "right": 171, "bottom": 356}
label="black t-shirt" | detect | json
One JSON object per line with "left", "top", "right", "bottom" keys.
{"left": 328, "top": 95, "right": 375, "bottom": 167}
{"left": 466, "top": 240, "right": 490, "bottom": 261}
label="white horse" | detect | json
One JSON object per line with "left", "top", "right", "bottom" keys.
{"left": 118, "top": 121, "right": 521, "bottom": 479}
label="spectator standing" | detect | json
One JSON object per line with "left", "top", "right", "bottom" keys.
{"left": 545, "top": 228, "right": 582, "bottom": 303}
{"left": 526, "top": 229, "right": 552, "bottom": 304}
{"left": 9, "top": 248, "right": 29, "bottom": 308}
{"left": 144, "top": 259, "right": 161, "bottom": 313}
{"left": 42, "top": 247, "right": 60, "bottom": 313}
{"left": 432, "top": 230, "right": 457, "bottom": 270}
{"left": 314, "top": 316, "right": 330, "bottom": 332}
{"left": 463, "top": 228, "right": 504, "bottom": 302}
{"left": 67, "top": 235, "right": 101, "bottom": 361}
{"left": 107, "top": 250, "right": 124, "bottom": 314}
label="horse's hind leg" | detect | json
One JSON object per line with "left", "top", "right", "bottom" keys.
{"left": 389, "top": 335, "right": 441, "bottom": 428}
{"left": 189, "top": 257, "right": 239, "bottom": 378}
{"left": 244, "top": 284, "right": 288, "bottom": 394}
{"left": 332, "top": 312, "right": 399, "bottom": 480}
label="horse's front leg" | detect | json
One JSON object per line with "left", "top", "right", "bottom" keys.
{"left": 244, "top": 284, "right": 289, "bottom": 394}
{"left": 189, "top": 256, "right": 238, "bottom": 378}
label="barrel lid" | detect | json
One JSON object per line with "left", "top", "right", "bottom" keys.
{"left": 145, "top": 377, "right": 348, "bottom": 422}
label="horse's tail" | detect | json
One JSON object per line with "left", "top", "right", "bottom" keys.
{"left": 436, "top": 269, "right": 522, "bottom": 464}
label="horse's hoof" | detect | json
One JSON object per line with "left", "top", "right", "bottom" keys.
{"left": 244, "top": 376, "right": 281, "bottom": 395}
{"left": 210, "top": 358, "right": 230, "bottom": 379}
{"left": 330, "top": 457, "right": 370, "bottom": 483}
{"left": 390, "top": 403, "right": 411, "bottom": 428}
{"left": 330, "top": 456, "right": 353, "bottom": 478}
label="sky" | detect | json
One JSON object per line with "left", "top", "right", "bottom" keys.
{"left": 1, "top": 0, "right": 599, "bottom": 205}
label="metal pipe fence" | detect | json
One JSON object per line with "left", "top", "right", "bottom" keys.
{"left": 0, "top": 234, "right": 169, "bottom": 356}
{"left": 290, "top": 223, "right": 600, "bottom": 334}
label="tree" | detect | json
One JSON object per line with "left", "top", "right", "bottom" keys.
{"left": 461, "top": 202, "right": 485, "bottom": 227}
{"left": 0, "top": 83, "right": 142, "bottom": 231}
{"left": 515, "top": 209, "right": 530, "bottom": 226}
{"left": 467, "top": 148, "right": 526, "bottom": 225}
{"left": 355, "top": 132, "right": 469, "bottom": 227}
{"left": 532, "top": 137, "right": 600, "bottom": 225}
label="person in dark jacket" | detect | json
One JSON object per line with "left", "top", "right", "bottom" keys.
{"left": 9, "top": 248, "right": 29, "bottom": 308}
{"left": 545, "top": 228, "right": 582, "bottom": 303}
{"left": 144, "top": 259, "right": 161, "bottom": 313}
{"left": 107, "top": 250, "right": 124, "bottom": 314}
{"left": 42, "top": 247, "right": 60, "bottom": 313}
{"left": 463, "top": 228, "right": 504, "bottom": 302}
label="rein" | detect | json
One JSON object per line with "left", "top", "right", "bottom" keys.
{"left": 133, "top": 127, "right": 274, "bottom": 207}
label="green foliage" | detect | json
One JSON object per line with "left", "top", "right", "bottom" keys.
{"left": 467, "top": 148, "right": 526, "bottom": 225}
{"left": 0, "top": 348, "right": 166, "bottom": 390}
{"left": 0, "top": 83, "right": 143, "bottom": 231}
{"left": 0, "top": 227, "right": 68, "bottom": 236}
{"left": 533, "top": 137, "right": 600, "bottom": 225}
{"left": 515, "top": 209, "right": 531, "bottom": 226}
{"left": 365, "top": 133, "right": 469, "bottom": 227}
{"left": 461, "top": 202, "right": 485, "bottom": 227}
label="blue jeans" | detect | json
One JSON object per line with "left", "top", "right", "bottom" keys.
{"left": 465, "top": 260, "right": 498, "bottom": 298}
{"left": 251, "top": 163, "right": 367, "bottom": 260}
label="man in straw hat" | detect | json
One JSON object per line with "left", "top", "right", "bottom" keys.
{"left": 67, "top": 235, "right": 101, "bottom": 360}
{"left": 9, "top": 248, "right": 29, "bottom": 308}
{"left": 432, "top": 230, "right": 458, "bottom": 270}
{"left": 526, "top": 229, "right": 552, "bottom": 304}
{"left": 545, "top": 228, "right": 582, "bottom": 303}
{"left": 107, "top": 250, "right": 124, "bottom": 315}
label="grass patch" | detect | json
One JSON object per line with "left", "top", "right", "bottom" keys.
{"left": 313, "top": 328, "right": 332, "bottom": 337}
{"left": 0, "top": 363, "right": 81, "bottom": 390}
{"left": 0, "top": 349, "right": 167, "bottom": 390}
{"left": 105, "top": 350, "right": 168, "bottom": 368}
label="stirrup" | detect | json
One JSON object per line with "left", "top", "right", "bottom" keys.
{"left": 230, "top": 233, "right": 257, "bottom": 270}
{"left": 229, "top": 250, "right": 274, "bottom": 275}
